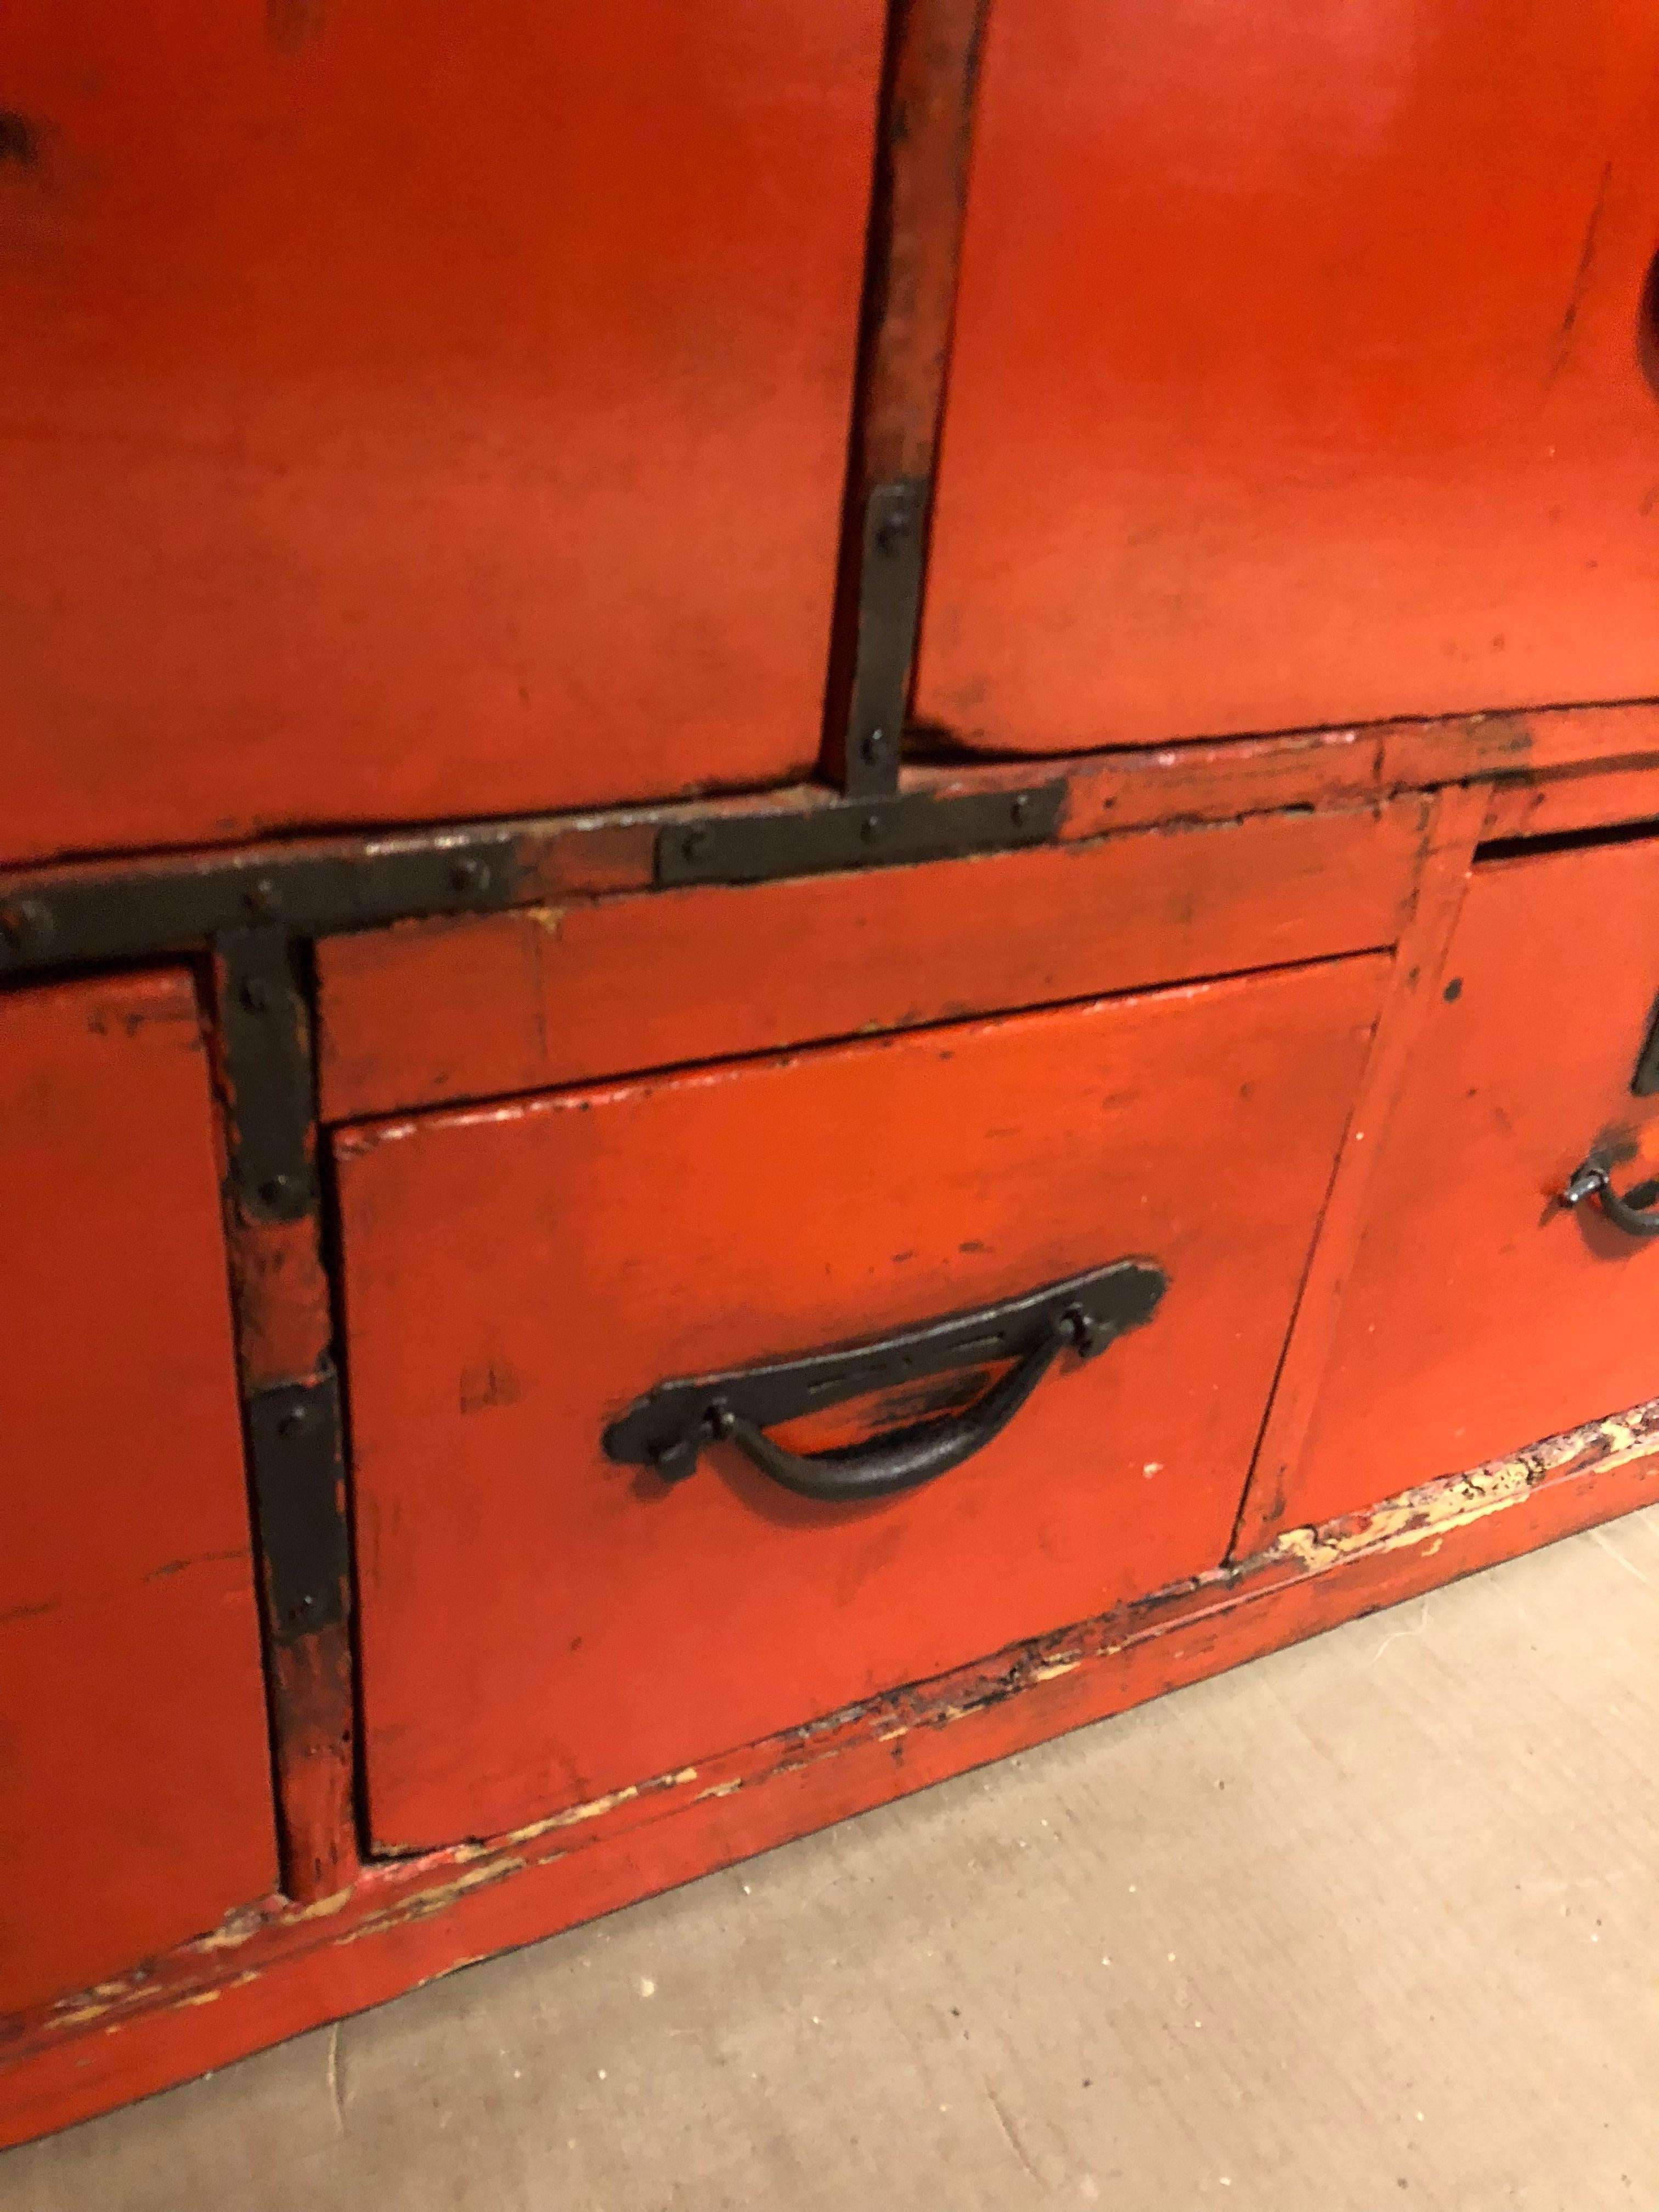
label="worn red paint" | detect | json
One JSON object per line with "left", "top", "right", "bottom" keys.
{"left": 227, "top": 1212, "right": 332, "bottom": 1396}
{"left": 860, "top": 0, "right": 989, "bottom": 488}
{"left": 915, "top": 703, "right": 1659, "bottom": 837}
{"left": 1480, "top": 759, "right": 1659, "bottom": 843}
{"left": 1375, "top": 702, "right": 1659, "bottom": 793}
{"left": 265, "top": 1626, "right": 358, "bottom": 1905}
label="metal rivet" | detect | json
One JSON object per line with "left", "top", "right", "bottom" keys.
{"left": 242, "top": 875, "right": 281, "bottom": 918}
{"left": 2, "top": 898, "right": 54, "bottom": 952}
{"left": 278, "top": 1405, "right": 311, "bottom": 1439}
{"left": 450, "top": 856, "right": 489, "bottom": 895}
{"left": 1011, "top": 794, "right": 1031, "bottom": 828}
{"left": 681, "top": 830, "right": 709, "bottom": 864}
{"left": 861, "top": 813, "right": 883, "bottom": 844}
{"left": 260, "top": 1173, "right": 300, "bottom": 1208}
{"left": 861, "top": 729, "right": 887, "bottom": 765}
{"left": 240, "top": 977, "right": 271, "bottom": 1014}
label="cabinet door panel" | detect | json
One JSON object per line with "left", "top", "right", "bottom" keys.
{"left": 0, "top": 2, "right": 883, "bottom": 859}
{"left": 0, "top": 973, "right": 277, "bottom": 2015}
{"left": 1281, "top": 840, "right": 1659, "bottom": 1531}
{"left": 918, "top": 0, "right": 1659, "bottom": 753}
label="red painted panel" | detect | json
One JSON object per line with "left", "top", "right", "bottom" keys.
{"left": 0, "top": 973, "right": 277, "bottom": 2013}
{"left": 316, "top": 799, "right": 1425, "bottom": 1119}
{"left": 918, "top": 0, "right": 1659, "bottom": 752}
{"left": 0, "top": 2, "right": 883, "bottom": 861}
{"left": 1280, "top": 840, "right": 1659, "bottom": 1531}
{"left": 337, "top": 956, "right": 1385, "bottom": 1849}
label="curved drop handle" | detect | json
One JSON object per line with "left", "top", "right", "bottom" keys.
{"left": 602, "top": 1257, "right": 1168, "bottom": 1503}
{"left": 709, "top": 1314, "right": 1078, "bottom": 1503}
{"left": 1561, "top": 1158, "right": 1659, "bottom": 1241}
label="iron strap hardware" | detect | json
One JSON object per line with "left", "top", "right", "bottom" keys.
{"left": 656, "top": 781, "right": 1066, "bottom": 889}
{"left": 211, "top": 911, "right": 359, "bottom": 1897}
{"left": 0, "top": 782, "right": 1077, "bottom": 975}
{"left": 841, "top": 475, "right": 929, "bottom": 800}
{"left": 213, "top": 926, "right": 319, "bottom": 1222}
{"left": 0, "top": 826, "right": 523, "bottom": 978}
{"left": 603, "top": 1259, "right": 1168, "bottom": 1503}
{"left": 245, "top": 1367, "right": 353, "bottom": 1645}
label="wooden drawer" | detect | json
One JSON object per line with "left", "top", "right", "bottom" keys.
{"left": 1276, "top": 837, "right": 1659, "bottom": 1532}
{"left": 315, "top": 801, "right": 1425, "bottom": 1119}
{"left": 0, "top": 0, "right": 881, "bottom": 861}
{"left": 0, "top": 973, "right": 277, "bottom": 2013}
{"left": 336, "top": 955, "right": 1386, "bottom": 1852}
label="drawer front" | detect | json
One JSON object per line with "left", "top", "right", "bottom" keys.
{"left": 0, "top": 973, "right": 277, "bottom": 2014}
{"left": 917, "top": 0, "right": 1659, "bottom": 753}
{"left": 1281, "top": 839, "right": 1659, "bottom": 1531}
{"left": 338, "top": 956, "right": 1385, "bottom": 1851}
{"left": 316, "top": 800, "right": 1424, "bottom": 1119}
{"left": 0, "top": 1, "right": 882, "bottom": 860}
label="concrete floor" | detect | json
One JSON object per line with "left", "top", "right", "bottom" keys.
{"left": 9, "top": 1504, "right": 1659, "bottom": 2210}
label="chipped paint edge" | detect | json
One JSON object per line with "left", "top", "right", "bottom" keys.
{"left": 5, "top": 1395, "right": 1657, "bottom": 2134}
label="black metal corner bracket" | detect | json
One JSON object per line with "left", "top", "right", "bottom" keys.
{"left": 0, "top": 823, "right": 523, "bottom": 980}
{"left": 657, "top": 779, "right": 1065, "bottom": 889}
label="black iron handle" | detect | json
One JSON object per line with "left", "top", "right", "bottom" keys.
{"left": 708, "top": 1313, "right": 1077, "bottom": 1503}
{"left": 1561, "top": 1158, "right": 1659, "bottom": 1241}
{"left": 602, "top": 1257, "right": 1167, "bottom": 1504}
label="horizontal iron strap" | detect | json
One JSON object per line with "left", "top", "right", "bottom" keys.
{"left": 0, "top": 782, "right": 1070, "bottom": 976}
{"left": 657, "top": 782, "right": 1066, "bottom": 887}
{"left": 0, "top": 827, "right": 523, "bottom": 977}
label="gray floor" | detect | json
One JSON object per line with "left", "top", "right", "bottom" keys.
{"left": 10, "top": 1504, "right": 1659, "bottom": 2210}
